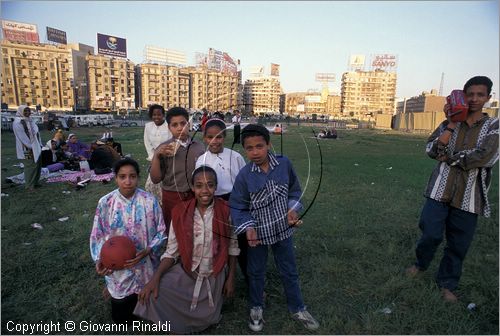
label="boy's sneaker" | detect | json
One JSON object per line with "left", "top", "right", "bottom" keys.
{"left": 292, "top": 309, "right": 320, "bottom": 330}
{"left": 248, "top": 306, "right": 264, "bottom": 332}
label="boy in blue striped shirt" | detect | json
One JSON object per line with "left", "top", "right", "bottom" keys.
{"left": 230, "top": 124, "right": 319, "bottom": 332}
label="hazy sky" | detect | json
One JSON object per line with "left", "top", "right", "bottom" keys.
{"left": 2, "top": 1, "right": 499, "bottom": 99}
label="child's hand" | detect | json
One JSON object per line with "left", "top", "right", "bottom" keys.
{"left": 95, "top": 261, "right": 113, "bottom": 276}
{"left": 287, "top": 210, "right": 302, "bottom": 226}
{"left": 124, "top": 247, "right": 151, "bottom": 268}
{"left": 223, "top": 276, "right": 235, "bottom": 298}
{"left": 246, "top": 228, "right": 260, "bottom": 247}
{"left": 138, "top": 278, "right": 160, "bottom": 305}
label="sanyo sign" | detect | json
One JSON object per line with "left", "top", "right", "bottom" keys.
{"left": 371, "top": 54, "right": 398, "bottom": 71}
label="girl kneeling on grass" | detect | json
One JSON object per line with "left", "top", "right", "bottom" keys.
{"left": 134, "top": 166, "right": 239, "bottom": 334}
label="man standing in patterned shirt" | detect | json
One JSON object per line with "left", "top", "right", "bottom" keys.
{"left": 406, "top": 76, "right": 499, "bottom": 302}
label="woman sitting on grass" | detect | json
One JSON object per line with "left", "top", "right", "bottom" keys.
{"left": 134, "top": 165, "right": 239, "bottom": 334}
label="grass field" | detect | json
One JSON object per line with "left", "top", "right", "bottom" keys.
{"left": 1, "top": 124, "right": 498, "bottom": 335}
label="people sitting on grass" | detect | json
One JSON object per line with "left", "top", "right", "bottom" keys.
{"left": 67, "top": 133, "right": 91, "bottom": 160}
{"left": 134, "top": 166, "right": 239, "bottom": 334}
{"left": 90, "top": 158, "right": 166, "bottom": 325}
{"left": 102, "top": 132, "right": 124, "bottom": 157}
{"left": 89, "top": 140, "right": 121, "bottom": 174}
{"left": 55, "top": 142, "right": 80, "bottom": 171}
{"left": 317, "top": 128, "right": 337, "bottom": 139}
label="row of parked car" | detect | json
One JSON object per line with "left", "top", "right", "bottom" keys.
{"left": 1, "top": 112, "right": 116, "bottom": 131}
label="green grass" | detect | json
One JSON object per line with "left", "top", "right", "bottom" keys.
{"left": 1, "top": 125, "right": 498, "bottom": 334}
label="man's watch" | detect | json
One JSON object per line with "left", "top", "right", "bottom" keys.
{"left": 445, "top": 127, "right": 455, "bottom": 133}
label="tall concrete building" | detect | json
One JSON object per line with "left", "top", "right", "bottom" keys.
{"left": 86, "top": 54, "right": 135, "bottom": 112}
{"left": 400, "top": 89, "right": 446, "bottom": 114}
{"left": 135, "top": 63, "right": 189, "bottom": 109}
{"left": 243, "top": 76, "right": 282, "bottom": 115}
{"left": 136, "top": 64, "right": 239, "bottom": 112}
{"left": 1, "top": 40, "right": 75, "bottom": 110}
{"left": 68, "top": 43, "right": 94, "bottom": 111}
{"left": 340, "top": 69, "right": 397, "bottom": 119}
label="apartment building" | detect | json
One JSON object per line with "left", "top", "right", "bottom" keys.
{"left": 1, "top": 40, "right": 74, "bottom": 110}
{"left": 340, "top": 69, "right": 397, "bottom": 119}
{"left": 243, "top": 76, "right": 282, "bottom": 115}
{"left": 86, "top": 54, "right": 135, "bottom": 112}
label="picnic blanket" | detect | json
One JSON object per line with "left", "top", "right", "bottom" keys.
{"left": 46, "top": 170, "right": 115, "bottom": 183}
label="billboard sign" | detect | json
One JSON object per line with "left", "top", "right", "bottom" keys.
{"left": 349, "top": 54, "right": 365, "bottom": 70}
{"left": 46, "top": 26, "right": 67, "bottom": 44}
{"left": 370, "top": 54, "right": 398, "bottom": 71}
{"left": 97, "top": 33, "right": 127, "bottom": 58}
{"left": 1, "top": 20, "right": 39, "bottom": 43}
{"left": 206, "top": 48, "right": 237, "bottom": 74}
{"left": 144, "top": 45, "right": 187, "bottom": 65}
{"left": 270, "top": 63, "right": 280, "bottom": 77}
{"left": 221, "top": 52, "right": 237, "bottom": 74}
{"left": 315, "top": 73, "right": 335, "bottom": 82}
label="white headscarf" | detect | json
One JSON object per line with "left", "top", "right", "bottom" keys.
{"left": 14, "top": 105, "right": 42, "bottom": 162}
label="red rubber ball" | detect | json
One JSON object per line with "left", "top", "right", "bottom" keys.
{"left": 100, "top": 236, "right": 137, "bottom": 270}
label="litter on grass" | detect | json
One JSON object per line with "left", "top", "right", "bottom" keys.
{"left": 31, "top": 223, "right": 43, "bottom": 230}
{"left": 1, "top": 193, "right": 9, "bottom": 197}
{"left": 467, "top": 303, "right": 476, "bottom": 311}
{"left": 58, "top": 217, "right": 69, "bottom": 222}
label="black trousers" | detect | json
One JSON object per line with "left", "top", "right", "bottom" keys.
{"left": 110, "top": 293, "right": 138, "bottom": 325}
{"left": 233, "top": 124, "right": 241, "bottom": 144}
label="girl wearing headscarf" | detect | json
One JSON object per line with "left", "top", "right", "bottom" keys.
{"left": 67, "top": 133, "right": 91, "bottom": 160}
{"left": 13, "top": 105, "right": 43, "bottom": 190}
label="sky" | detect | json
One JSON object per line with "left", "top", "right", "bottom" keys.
{"left": 1, "top": 1, "right": 499, "bottom": 99}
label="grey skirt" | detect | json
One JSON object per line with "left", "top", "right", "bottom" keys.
{"left": 134, "top": 263, "right": 227, "bottom": 334}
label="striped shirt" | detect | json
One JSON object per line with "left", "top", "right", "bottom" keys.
{"left": 230, "top": 152, "right": 303, "bottom": 245}
{"left": 424, "top": 114, "right": 499, "bottom": 217}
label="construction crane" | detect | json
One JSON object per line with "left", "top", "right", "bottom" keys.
{"left": 438, "top": 72, "right": 445, "bottom": 96}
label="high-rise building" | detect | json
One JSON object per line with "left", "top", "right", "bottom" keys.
{"left": 243, "top": 77, "right": 282, "bottom": 115}
{"left": 135, "top": 63, "right": 188, "bottom": 109}
{"left": 340, "top": 69, "right": 397, "bottom": 119}
{"left": 86, "top": 54, "right": 135, "bottom": 112}
{"left": 68, "top": 43, "right": 94, "bottom": 111}
{"left": 1, "top": 40, "right": 75, "bottom": 110}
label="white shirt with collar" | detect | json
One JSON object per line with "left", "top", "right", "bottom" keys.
{"left": 196, "top": 148, "right": 246, "bottom": 195}
{"left": 144, "top": 121, "right": 172, "bottom": 161}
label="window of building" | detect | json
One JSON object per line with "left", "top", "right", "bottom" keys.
{"left": 15, "top": 49, "right": 20, "bottom": 56}
{"left": 4, "top": 58, "right": 8, "bottom": 64}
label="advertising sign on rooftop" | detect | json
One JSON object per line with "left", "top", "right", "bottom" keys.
{"left": 270, "top": 63, "right": 280, "bottom": 77}
{"left": 97, "top": 33, "right": 127, "bottom": 58}
{"left": 206, "top": 48, "right": 238, "bottom": 74}
{"left": 370, "top": 54, "right": 398, "bottom": 72}
{"left": 1, "top": 19, "right": 39, "bottom": 43}
{"left": 349, "top": 54, "right": 365, "bottom": 70}
{"left": 46, "top": 26, "right": 67, "bottom": 44}
{"left": 144, "top": 45, "right": 187, "bottom": 66}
